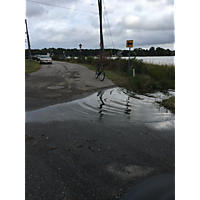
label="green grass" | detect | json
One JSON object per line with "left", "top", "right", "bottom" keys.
{"left": 25, "top": 59, "right": 41, "bottom": 73}
{"left": 104, "top": 70, "right": 128, "bottom": 87}
{"left": 157, "top": 96, "right": 175, "bottom": 114}
{"left": 127, "top": 60, "right": 175, "bottom": 92}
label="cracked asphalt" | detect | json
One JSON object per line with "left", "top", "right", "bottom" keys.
{"left": 25, "top": 61, "right": 175, "bottom": 200}
{"left": 25, "top": 61, "right": 115, "bottom": 111}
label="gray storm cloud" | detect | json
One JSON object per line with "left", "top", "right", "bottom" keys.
{"left": 25, "top": 0, "right": 175, "bottom": 49}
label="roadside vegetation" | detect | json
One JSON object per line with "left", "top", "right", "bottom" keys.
{"left": 25, "top": 59, "right": 41, "bottom": 73}
{"left": 60, "top": 55, "right": 175, "bottom": 93}
{"left": 157, "top": 96, "right": 175, "bottom": 114}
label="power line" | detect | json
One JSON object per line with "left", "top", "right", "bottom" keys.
{"left": 26, "top": 0, "right": 98, "bottom": 14}
{"left": 102, "top": 0, "right": 114, "bottom": 49}
{"left": 73, "top": 0, "right": 97, "bottom": 6}
{"left": 103, "top": 12, "right": 111, "bottom": 48}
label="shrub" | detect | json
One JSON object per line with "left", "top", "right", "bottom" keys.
{"left": 129, "top": 74, "right": 154, "bottom": 91}
{"left": 130, "top": 59, "right": 146, "bottom": 74}
{"left": 86, "top": 56, "right": 94, "bottom": 65}
{"left": 77, "top": 55, "right": 85, "bottom": 63}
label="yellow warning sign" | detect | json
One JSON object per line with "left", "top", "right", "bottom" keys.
{"left": 126, "top": 40, "right": 133, "bottom": 47}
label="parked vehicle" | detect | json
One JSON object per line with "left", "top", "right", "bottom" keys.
{"left": 40, "top": 55, "right": 52, "bottom": 64}
{"left": 32, "top": 55, "right": 41, "bottom": 61}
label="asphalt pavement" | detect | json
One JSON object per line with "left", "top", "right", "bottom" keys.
{"left": 25, "top": 61, "right": 175, "bottom": 200}
{"left": 26, "top": 61, "right": 115, "bottom": 111}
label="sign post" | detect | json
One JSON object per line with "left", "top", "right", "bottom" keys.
{"left": 126, "top": 40, "right": 133, "bottom": 71}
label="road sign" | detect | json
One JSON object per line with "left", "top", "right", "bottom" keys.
{"left": 126, "top": 40, "right": 133, "bottom": 47}
{"left": 126, "top": 40, "right": 133, "bottom": 71}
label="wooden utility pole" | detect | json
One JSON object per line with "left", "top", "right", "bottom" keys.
{"left": 98, "top": 0, "right": 104, "bottom": 57}
{"left": 25, "top": 19, "right": 32, "bottom": 61}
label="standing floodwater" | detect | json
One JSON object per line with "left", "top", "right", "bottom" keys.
{"left": 26, "top": 87, "right": 175, "bottom": 125}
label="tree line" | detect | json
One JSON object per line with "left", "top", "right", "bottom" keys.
{"left": 25, "top": 47, "right": 175, "bottom": 58}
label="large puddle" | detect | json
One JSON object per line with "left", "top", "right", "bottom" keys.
{"left": 26, "top": 87, "right": 175, "bottom": 124}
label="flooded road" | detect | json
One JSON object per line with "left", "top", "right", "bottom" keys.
{"left": 26, "top": 87, "right": 174, "bottom": 125}
{"left": 25, "top": 87, "right": 175, "bottom": 199}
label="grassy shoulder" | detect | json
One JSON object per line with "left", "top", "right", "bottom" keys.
{"left": 157, "top": 96, "right": 175, "bottom": 114}
{"left": 25, "top": 59, "right": 41, "bottom": 73}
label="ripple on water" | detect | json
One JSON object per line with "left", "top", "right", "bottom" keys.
{"left": 26, "top": 87, "right": 175, "bottom": 123}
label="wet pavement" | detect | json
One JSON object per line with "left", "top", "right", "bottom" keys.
{"left": 26, "top": 87, "right": 175, "bottom": 125}
{"left": 25, "top": 86, "right": 175, "bottom": 199}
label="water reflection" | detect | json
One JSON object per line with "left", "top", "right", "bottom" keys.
{"left": 26, "top": 87, "right": 175, "bottom": 125}
{"left": 97, "top": 91, "right": 106, "bottom": 119}
{"left": 96, "top": 90, "right": 133, "bottom": 120}
{"left": 124, "top": 96, "right": 131, "bottom": 119}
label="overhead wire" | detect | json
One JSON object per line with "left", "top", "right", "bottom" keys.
{"left": 103, "top": 11, "right": 111, "bottom": 50}
{"left": 102, "top": 0, "right": 114, "bottom": 56}
{"left": 72, "top": 0, "right": 97, "bottom": 6}
{"left": 26, "top": 0, "right": 98, "bottom": 14}
{"left": 103, "top": 0, "right": 114, "bottom": 49}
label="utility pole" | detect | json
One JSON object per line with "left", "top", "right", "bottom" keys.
{"left": 25, "top": 19, "right": 32, "bottom": 62}
{"left": 98, "top": 0, "right": 104, "bottom": 58}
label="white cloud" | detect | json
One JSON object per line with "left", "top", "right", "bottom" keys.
{"left": 25, "top": 0, "right": 175, "bottom": 50}
{"left": 25, "top": 2, "right": 47, "bottom": 18}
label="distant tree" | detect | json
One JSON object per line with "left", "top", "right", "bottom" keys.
{"left": 149, "top": 47, "right": 155, "bottom": 56}
{"left": 26, "top": 47, "right": 175, "bottom": 58}
{"left": 134, "top": 48, "right": 145, "bottom": 56}
{"left": 149, "top": 47, "right": 155, "bottom": 51}
{"left": 122, "top": 50, "right": 129, "bottom": 56}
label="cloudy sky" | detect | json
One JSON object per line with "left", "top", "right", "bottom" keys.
{"left": 25, "top": 0, "right": 175, "bottom": 50}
